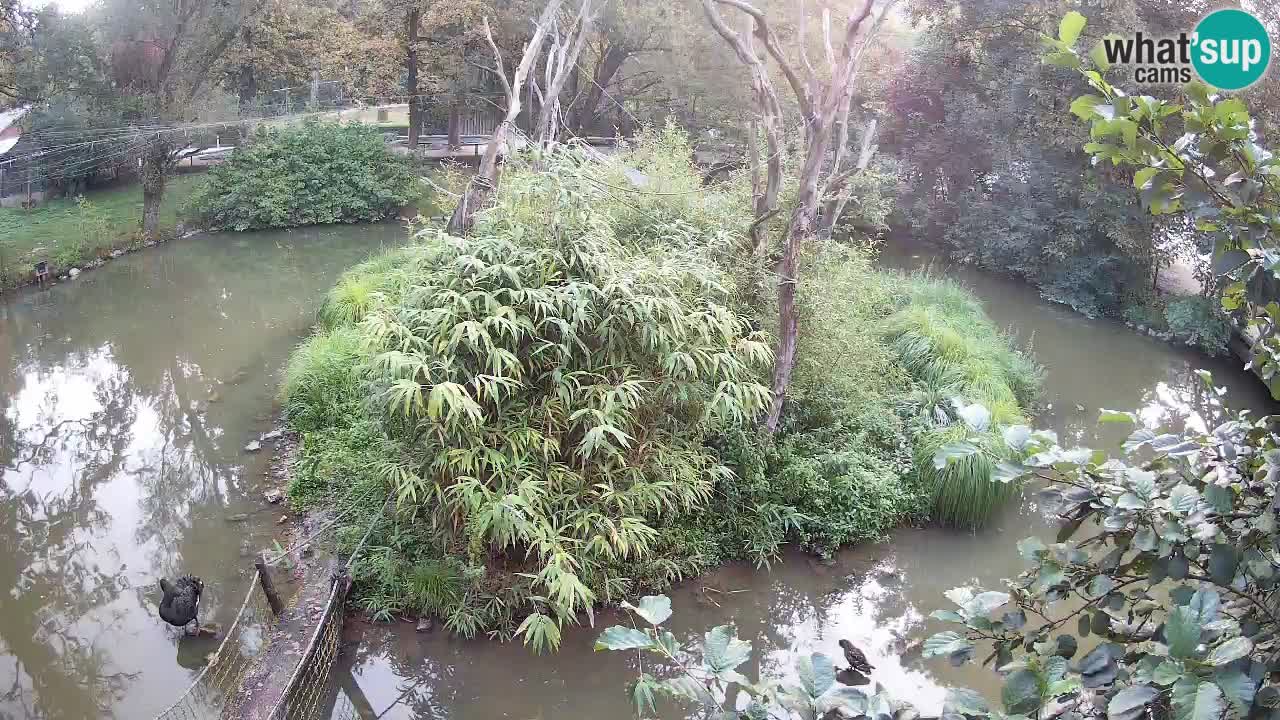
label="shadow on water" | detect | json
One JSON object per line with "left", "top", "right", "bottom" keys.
{"left": 0, "top": 224, "right": 402, "bottom": 719}
{"left": 325, "top": 243, "right": 1276, "bottom": 720}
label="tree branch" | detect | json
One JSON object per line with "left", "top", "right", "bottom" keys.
{"left": 712, "top": 0, "right": 813, "bottom": 120}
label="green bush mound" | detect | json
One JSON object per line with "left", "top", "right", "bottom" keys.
{"left": 883, "top": 274, "right": 1042, "bottom": 528}
{"left": 685, "top": 251, "right": 920, "bottom": 561}
{"left": 280, "top": 136, "right": 1038, "bottom": 649}
{"left": 1164, "top": 295, "right": 1230, "bottom": 356}
{"left": 185, "top": 121, "right": 415, "bottom": 231}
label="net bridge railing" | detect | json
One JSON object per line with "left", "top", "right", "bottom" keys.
{"left": 152, "top": 503, "right": 385, "bottom": 720}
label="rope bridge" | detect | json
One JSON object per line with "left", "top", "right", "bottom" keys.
{"left": 153, "top": 505, "right": 385, "bottom": 720}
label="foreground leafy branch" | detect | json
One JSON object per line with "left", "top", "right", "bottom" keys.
{"left": 597, "top": 595, "right": 910, "bottom": 720}
{"left": 1044, "top": 11, "right": 1280, "bottom": 394}
{"left": 922, "top": 368, "right": 1280, "bottom": 720}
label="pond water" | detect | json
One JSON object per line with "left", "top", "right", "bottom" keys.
{"left": 3, "top": 231, "right": 1272, "bottom": 720}
{"left": 0, "top": 224, "right": 403, "bottom": 719}
{"left": 322, "top": 247, "right": 1276, "bottom": 719}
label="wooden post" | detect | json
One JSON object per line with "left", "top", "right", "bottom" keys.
{"left": 255, "top": 552, "right": 285, "bottom": 617}
{"left": 25, "top": 178, "right": 32, "bottom": 210}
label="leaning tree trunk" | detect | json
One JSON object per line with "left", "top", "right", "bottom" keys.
{"left": 406, "top": 9, "right": 422, "bottom": 151}
{"left": 446, "top": 123, "right": 506, "bottom": 235}
{"left": 700, "top": 0, "right": 885, "bottom": 433}
{"left": 446, "top": 3, "right": 563, "bottom": 235}
{"left": 140, "top": 141, "right": 172, "bottom": 243}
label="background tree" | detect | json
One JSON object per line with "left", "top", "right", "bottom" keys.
{"left": 702, "top": 0, "right": 892, "bottom": 433}
{"left": 880, "top": 0, "right": 1213, "bottom": 317}
{"left": 100, "top": 0, "right": 264, "bottom": 241}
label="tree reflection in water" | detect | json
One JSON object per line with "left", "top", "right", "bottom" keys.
{"left": 0, "top": 225, "right": 398, "bottom": 719}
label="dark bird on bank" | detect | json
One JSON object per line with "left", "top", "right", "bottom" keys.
{"left": 159, "top": 575, "right": 203, "bottom": 633}
{"left": 839, "top": 639, "right": 874, "bottom": 674}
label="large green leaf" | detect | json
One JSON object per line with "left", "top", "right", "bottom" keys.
{"left": 923, "top": 632, "right": 974, "bottom": 659}
{"left": 944, "top": 688, "right": 990, "bottom": 716}
{"left": 1079, "top": 643, "right": 1121, "bottom": 688}
{"left": 1002, "top": 669, "right": 1043, "bottom": 715}
{"left": 1173, "top": 679, "right": 1224, "bottom": 720}
{"left": 594, "top": 626, "right": 655, "bottom": 651}
{"left": 797, "top": 652, "right": 836, "bottom": 699}
{"left": 1059, "top": 11, "right": 1087, "bottom": 45}
{"left": 1166, "top": 605, "right": 1202, "bottom": 659}
{"left": 1167, "top": 484, "right": 1200, "bottom": 515}
{"left": 1209, "top": 545, "right": 1239, "bottom": 585}
{"left": 957, "top": 403, "right": 991, "bottom": 432}
{"left": 1003, "top": 424, "right": 1033, "bottom": 450}
{"left": 934, "top": 442, "right": 980, "bottom": 470}
{"left": 632, "top": 674, "right": 659, "bottom": 716}
{"left": 962, "top": 591, "right": 1011, "bottom": 619}
{"left": 1214, "top": 669, "right": 1257, "bottom": 712}
{"left": 624, "top": 595, "right": 672, "bottom": 626}
{"left": 1070, "top": 95, "right": 1106, "bottom": 121}
{"left": 1206, "top": 637, "right": 1252, "bottom": 666}
{"left": 820, "top": 687, "right": 869, "bottom": 716}
{"left": 1153, "top": 660, "right": 1184, "bottom": 686}
{"left": 663, "top": 676, "right": 715, "bottom": 705}
{"left": 703, "top": 625, "right": 752, "bottom": 677}
{"left": 1134, "top": 168, "right": 1161, "bottom": 190}
{"left": 1108, "top": 684, "right": 1159, "bottom": 720}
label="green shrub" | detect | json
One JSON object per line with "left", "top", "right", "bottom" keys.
{"left": 1164, "top": 295, "right": 1231, "bottom": 355}
{"left": 338, "top": 150, "right": 771, "bottom": 649}
{"left": 678, "top": 252, "right": 921, "bottom": 561}
{"left": 1122, "top": 298, "right": 1168, "bottom": 330}
{"left": 185, "top": 121, "right": 416, "bottom": 231}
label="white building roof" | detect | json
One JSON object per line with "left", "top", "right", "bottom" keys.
{"left": 0, "top": 106, "right": 30, "bottom": 156}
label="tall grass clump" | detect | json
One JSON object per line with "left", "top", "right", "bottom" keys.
{"left": 280, "top": 328, "right": 365, "bottom": 433}
{"left": 884, "top": 273, "right": 1043, "bottom": 528}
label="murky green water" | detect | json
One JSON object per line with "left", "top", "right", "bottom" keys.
{"left": 324, "top": 248, "right": 1275, "bottom": 719}
{"left": 0, "top": 224, "right": 402, "bottom": 719}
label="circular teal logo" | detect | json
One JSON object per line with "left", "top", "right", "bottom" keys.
{"left": 1192, "top": 9, "right": 1271, "bottom": 91}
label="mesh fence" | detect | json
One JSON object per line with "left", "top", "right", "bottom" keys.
{"left": 267, "top": 507, "right": 386, "bottom": 720}
{"left": 151, "top": 502, "right": 385, "bottom": 720}
{"left": 152, "top": 572, "right": 278, "bottom": 720}
{"left": 265, "top": 577, "right": 350, "bottom": 720}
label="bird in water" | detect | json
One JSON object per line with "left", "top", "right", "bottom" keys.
{"left": 839, "top": 639, "right": 874, "bottom": 675}
{"left": 159, "top": 576, "right": 204, "bottom": 635}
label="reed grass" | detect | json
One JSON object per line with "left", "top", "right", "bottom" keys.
{"left": 885, "top": 273, "right": 1043, "bottom": 528}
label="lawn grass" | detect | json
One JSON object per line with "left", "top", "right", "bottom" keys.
{"left": 0, "top": 172, "right": 203, "bottom": 288}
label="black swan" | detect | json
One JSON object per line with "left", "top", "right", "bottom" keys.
{"left": 159, "top": 575, "right": 203, "bottom": 634}
{"left": 839, "top": 639, "right": 874, "bottom": 674}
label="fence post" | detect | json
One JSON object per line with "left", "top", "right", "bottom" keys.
{"left": 255, "top": 552, "right": 286, "bottom": 617}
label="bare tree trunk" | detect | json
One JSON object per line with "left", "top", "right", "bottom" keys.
{"left": 405, "top": 8, "right": 421, "bottom": 151}
{"left": 535, "top": 0, "right": 593, "bottom": 148}
{"left": 818, "top": 119, "right": 878, "bottom": 241}
{"left": 237, "top": 28, "right": 257, "bottom": 113}
{"left": 447, "top": 3, "right": 562, "bottom": 235}
{"left": 703, "top": 0, "right": 885, "bottom": 433}
{"left": 447, "top": 97, "right": 462, "bottom": 149}
{"left": 140, "top": 140, "right": 172, "bottom": 242}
